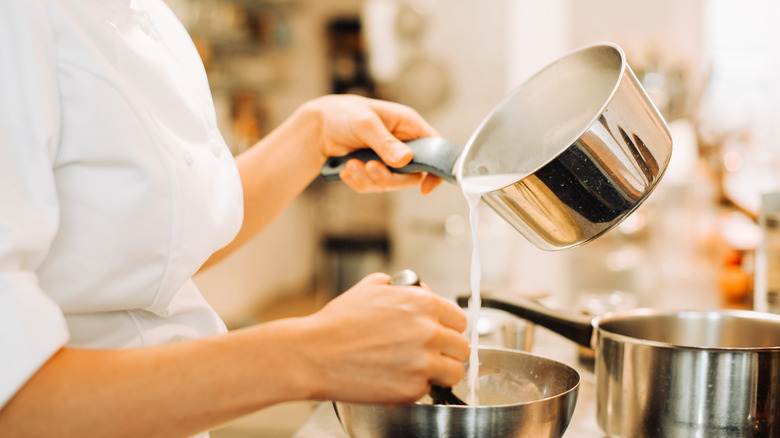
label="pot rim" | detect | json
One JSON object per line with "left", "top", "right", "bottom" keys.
{"left": 454, "top": 41, "right": 629, "bottom": 189}
{"left": 592, "top": 307, "right": 780, "bottom": 352}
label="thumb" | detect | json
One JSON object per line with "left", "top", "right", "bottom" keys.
{"left": 357, "top": 117, "right": 414, "bottom": 168}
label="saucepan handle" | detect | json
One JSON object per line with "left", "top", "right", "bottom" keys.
{"left": 456, "top": 294, "right": 595, "bottom": 348}
{"left": 320, "top": 137, "right": 461, "bottom": 184}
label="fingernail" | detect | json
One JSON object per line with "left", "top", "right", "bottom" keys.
{"left": 392, "top": 145, "right": 412, "bottom": 163}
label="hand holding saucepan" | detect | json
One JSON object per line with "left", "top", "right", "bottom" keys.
{"left": 302, "top": 94, "right": 444, "bottom": 194}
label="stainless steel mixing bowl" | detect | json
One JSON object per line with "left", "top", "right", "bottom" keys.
{"left": 333, "top": 347, "right": 580, "bottom": 438}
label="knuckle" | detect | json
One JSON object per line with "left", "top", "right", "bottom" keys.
{"left": 414, "top": 292, "right": 439, "bottom": 312}
{"left": 415, "top": 320, "right": 441, "bottom": 345}
{"left": 436, "top": 362, "right": 465, "bottom": 388}
{"left": 458, "top": 338, "right": 471, "bottom": 360}
{"left": 453, "top": 311, "right": 469, "bottom": 332}
{"left": 408, "top": 351, "right": 433, "bottom": 373}
{"left": 352, "top": 114, "right": 377, "bottom": 133}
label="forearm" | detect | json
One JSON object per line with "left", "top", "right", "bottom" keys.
{"left": 201, "top": 95, "right": 439, "bottom": 269}
{"left": 0, "top": 273, "right": 470, "bottom": 437}
{"left": 0, "top": 318, "right": 319, "bottom": 438}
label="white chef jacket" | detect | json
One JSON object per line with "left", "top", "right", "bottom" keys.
{"left": 0, "top": 0, "right": 244, "bottom": 430}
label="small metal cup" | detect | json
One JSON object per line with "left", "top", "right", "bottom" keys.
{"left": 476, "top": 308, "right": 535, "bottom": 351}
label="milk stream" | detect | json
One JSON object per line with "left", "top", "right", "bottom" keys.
{"left": 460, "top": 174, "right": 522, "bottom": 406}
{"left": 464, "top": 189, "right": 482, "bottom": 405}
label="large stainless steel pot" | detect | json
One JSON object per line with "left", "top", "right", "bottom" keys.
{"left": 460, "top": 295, "right": 780, "bottom": 437}
{"left": 322, "top": 42, "right": 672, "bottom": 250}
{"left": 333, "top": 347, "right": 580, "bottom": 438}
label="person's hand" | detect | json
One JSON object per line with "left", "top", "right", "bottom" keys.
{"left": 299, "top": 272, "right": 469, "bottom": 405}
{"left": 302, "top": 94, "right": 444, "bottom": 195}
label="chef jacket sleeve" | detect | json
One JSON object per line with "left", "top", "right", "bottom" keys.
{"left": 0, "top": 1, "right": 70, "bottom": 408}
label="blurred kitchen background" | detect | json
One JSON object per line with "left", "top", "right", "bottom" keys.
{"left": 161, "top": 0, "right": 780, "bottom": 436}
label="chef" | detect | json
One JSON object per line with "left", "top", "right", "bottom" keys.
{"left": 0, "top": 1, "right": 470, "bottom": 437}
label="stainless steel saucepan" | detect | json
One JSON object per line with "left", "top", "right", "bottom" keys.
{"left": 322, "top": 42, "right": 673, "bottom": 250}
{"left": 459, "top": 295, "right": 780, "bottom": 437}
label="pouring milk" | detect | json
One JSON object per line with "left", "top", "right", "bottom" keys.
{"left": 461, "top": 173, "right": 524, "bottom": 405}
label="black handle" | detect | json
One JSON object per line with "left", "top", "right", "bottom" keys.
{"left": 321, "top": 137, "right": 461, "bottom": 184}
{"left": 456, "top": 294, "right": 595, "bottom": 348}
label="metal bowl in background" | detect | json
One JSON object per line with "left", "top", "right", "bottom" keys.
{"left": 333, "top": 347, "right": 580, "bottom": 438}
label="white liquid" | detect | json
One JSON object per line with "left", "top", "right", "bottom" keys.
{"left": 460, "top": 174, "right": 522, "bottom": 405}
{"left": 461, "top": 175, "right": 515, "bottom": 405}
{"left": 464, "top": 189, "right": 482, "bottom": 405}
{"left": 461, "top": 173, "right": 525, "bottom": 192}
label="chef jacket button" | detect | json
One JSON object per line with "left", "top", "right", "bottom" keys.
{"left": 183, "top": 150, "right": 194, "bottom": 165}
{"left": 210, "top": 142, "right": 222, "bottom": 157}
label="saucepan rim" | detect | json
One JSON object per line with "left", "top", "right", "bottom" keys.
{"left": 454, "top": 41, "right": 629, "bottom": 187}
{"left": 591, "top": 307, "right": 780, "bottom": 352}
